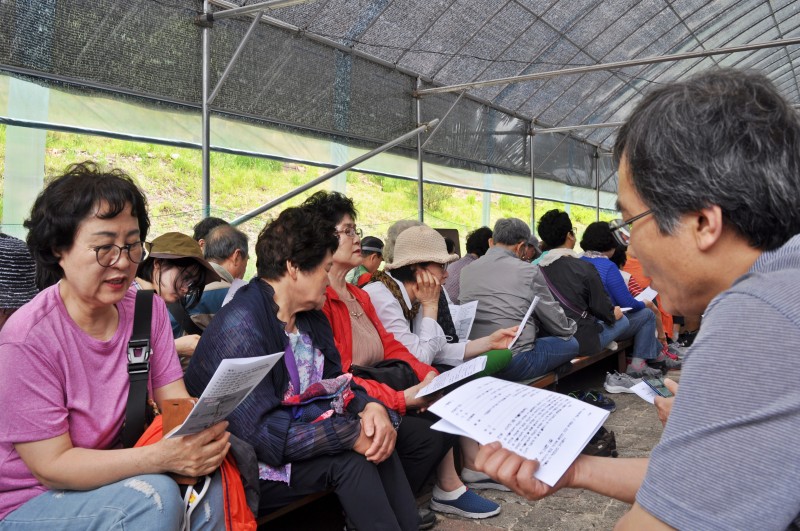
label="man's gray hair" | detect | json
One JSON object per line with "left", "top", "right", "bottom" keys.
{"left": 492, "top": 218, "right": 531, "bottom": 245}
{"left": 614, "top": 68, "right": 800, "bottom": 251}
{"left": 204, "top": 224, "right": 249, "bottom": 261}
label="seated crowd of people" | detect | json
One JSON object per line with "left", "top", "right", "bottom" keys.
{"left": 0, "top": 67, "right": 798, "bottom": 530}
{"left": 0, "top": 165, "right": 683, "bottom": 530}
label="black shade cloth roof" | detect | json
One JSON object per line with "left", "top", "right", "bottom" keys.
{"left": 1, "top": 0, "right": 797, "bottom": 196}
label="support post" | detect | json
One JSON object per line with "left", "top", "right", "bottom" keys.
{"left": 416, "top": 77, "right": 424, "bottom": 222}
{"left": 530, "top": 130, "right": 536, "bottom": 230}
{"left": 201, "top": 0, "right": 211, "bottom": 219}
{"left": 594, "top": 148, "right": 600, "bottom": 221}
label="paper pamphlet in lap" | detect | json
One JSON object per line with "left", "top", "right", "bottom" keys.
{"left": 428, "top": 377, "right": 609, "bottom": 486}
{"left": 635, "top": 286, "right": 658, "bottom": 303}
{"left": 415, "top": 355, "right": 487, "bottom": 398}
{"left": 448, "top": 300, "right": 478, "bottom": 343}
{"left": 167, "top": 352, "right": 284, "bottom": 438}
{"left": 508, "top": 296, "right": 540, "bottom": 349}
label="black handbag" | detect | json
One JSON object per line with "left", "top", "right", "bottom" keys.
{"left": 350, "top": 359, "right": 420, "bottom": 391}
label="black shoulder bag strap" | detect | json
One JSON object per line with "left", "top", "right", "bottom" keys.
{"left": 122, "top": 289, "right": 154, "bottom": 448}
{"left": 538, "top": 265, "right": 589, "bottom": 319}
{"left": 167, "top": 300, "right": 204, "bottom": 336}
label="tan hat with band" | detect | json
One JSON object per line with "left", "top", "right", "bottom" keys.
{"left": 148, "top": 232, "right": 221, "bottom": 283}
{"left": 384, "top": 225, "right": 459, "bottom": 270}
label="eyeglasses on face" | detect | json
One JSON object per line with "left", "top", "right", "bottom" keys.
{"left": 178, "top": 272, "right": 202, "bottom": 291}
{"left": 335, "top": 226, "right": 363, "bottom": 239}
{"left": 88, "top": 241, "right": 150, "bottom": 268}
{"left": 428, "top": 262, "right": 448, "bottom": 272}
{"left": 609, "top": 209, "right": 653, "bottom": 246}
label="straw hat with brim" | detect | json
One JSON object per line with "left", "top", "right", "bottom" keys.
{"left": 148, "top": 232, "right": 222, "bottom": 283}
{"left": 384, "top": 226, "right": 460, "bottom": 271}
{"left": 0, "top": 233, "right": 39, "bottom": 309}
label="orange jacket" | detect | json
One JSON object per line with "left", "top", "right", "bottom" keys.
{"left": 623, "top": 256, "right": 674, "bottom": 338}
{"left": 134, "top": 416, "right": 256, "bottom": 531}
{"left": 323, "top": 284, "right": 437, "bottom": 415}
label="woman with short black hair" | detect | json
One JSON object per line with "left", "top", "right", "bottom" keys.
{"left": 0, "top": 162, "right": 229, "bottom": 528}
{"left": 185, "top": 205, "right": 418, "bottom": 530}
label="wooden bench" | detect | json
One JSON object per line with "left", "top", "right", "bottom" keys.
{"left": 256, "top": 489, "right": 333, "bottom": 527}
{"left": 522, "top": 338, "right": 633, "bottom": 389}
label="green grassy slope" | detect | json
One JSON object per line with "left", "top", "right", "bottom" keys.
{"left": 0, "top": 127, "right": 615, "bottom": 277}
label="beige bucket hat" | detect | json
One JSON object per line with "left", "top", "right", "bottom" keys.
{"left": 384, "top": 225, "right": 460, "bottom": 270}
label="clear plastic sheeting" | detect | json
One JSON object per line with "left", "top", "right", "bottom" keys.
{"left": 0, "top": 73, "right": 617, "bottom": 211}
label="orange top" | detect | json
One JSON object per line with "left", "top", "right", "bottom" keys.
{"left": 623, "top": 256, "right": 674, "bottom": 339}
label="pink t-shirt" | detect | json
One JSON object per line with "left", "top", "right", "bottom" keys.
{"left": 0, "top": 284, "right": 183, "bottom": 519}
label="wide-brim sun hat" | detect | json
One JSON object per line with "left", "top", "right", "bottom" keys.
{"left": 148, "top": 232, "right": 221, "bottom": 283}
{"left": 0, "top": 233, "right": 39, "bottom": 309}
{"left": 384, "top": 225, "right": 460, "bottom": 271}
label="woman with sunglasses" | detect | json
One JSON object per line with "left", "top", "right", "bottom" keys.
{"left": 0, "top": 162, "right": 230, "bottom": 529}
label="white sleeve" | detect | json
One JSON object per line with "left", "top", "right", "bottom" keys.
{"left": 364, "top": 283, "right": 460, "bottom": 366}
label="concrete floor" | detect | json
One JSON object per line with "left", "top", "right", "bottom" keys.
{"left": 264, "top": 357, "right": 676, "bottom": 531}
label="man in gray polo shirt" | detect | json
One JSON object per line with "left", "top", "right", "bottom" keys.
{"left": 473, "top": 68, "right": 800, "bottom": 529}
{"left": 459, "top": 217, "right": 577, "bottom": 380}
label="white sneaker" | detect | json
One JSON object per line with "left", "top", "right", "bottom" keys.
{"left": 604, "top": 371, "right": 642, "bottom": 394}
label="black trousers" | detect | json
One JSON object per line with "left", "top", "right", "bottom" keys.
{"left": 395, "top": 412, "right": 457, "bottom": 494}
{"left": 258, "top": 451, "right": 418, "bottom": 531}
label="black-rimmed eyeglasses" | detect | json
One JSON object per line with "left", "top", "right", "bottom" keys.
{"left": 88, "top": 241, "right": 150, "bottom": 267}
{"left": 609, "top": 210, "right": 653, "bottom": 246}
{"left": 335, "top": 226, "right": 363, "bottom": 239}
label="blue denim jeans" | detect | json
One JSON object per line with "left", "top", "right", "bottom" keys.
{"left": 0, "top": 472, "right": 224, "bottom": 530}
{"left": 618, "top": 308, "right": 659, "bottom": 360}
{"left": 599, "top": 315, "right": 630, "bottom": 348}
{"left": 495, "top": 335, "right": 580, "bottom": 381}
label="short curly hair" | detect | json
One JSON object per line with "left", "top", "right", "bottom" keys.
{"left": 537, "top": 209, "right": 572, "bottom": 249}
{"left": 301, "top": 190, "right": 358, "bottom": 225}
{"left": 580, "top": 222, "right": 617, "bottom": 253}
{"left": 465, "top": 227, "right": 492, "bottom": 256}
{"left": 25, "top": 161, "right": 150, "bottom": 287}
{"left": 256, "top": 206, "right": 338, "bottom": 280}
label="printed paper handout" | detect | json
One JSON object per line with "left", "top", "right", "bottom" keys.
{"left": 635, "top": 287, "right": 658, "bottom": 303}
{"left": 508, "top": 296, "right": 540, "bottom": 349}
{"left": 630, "top": 381, "right": 659, "bottom": 404}
{"left": 167, "top": 352, "right": 284, "bottom": 438}
{"left": 448, "top": 300, "right": 479, "bottom": 343}
{"left": 429, "top": 377, "right": 609, "bottom": 486}
{"left": 415, "top": 355, "right": 487, "bottom": 398}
